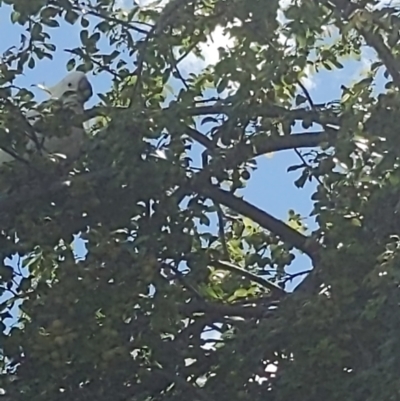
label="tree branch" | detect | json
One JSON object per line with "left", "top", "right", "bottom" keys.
{"left": 328, "top": 0, "right": 400, "bottom": 88}
{"left": 185, "top": 126, "right": 214, "bottom": 150}
{"left": 360, "top": 28, "right": 400, "bottom": 88}
{"left": 210, "top": 260, "right": 286, "bottom": 299}
{"left": 184, "top": 125, "right": 337, "bottom": 167}
{"left": 198, "top": 184, "right": 320, "bottom": 260}
{"left": 226, "top": 129, "right": 337, "bottom": 168}
{"left": 213, "top": 204, "right": 230, "bottom": 260}
{"left": 185, "top": 104, "right": 341, "bottom": 126}
{"left": 178, "top": 299, "right": 272, "bottom": 319}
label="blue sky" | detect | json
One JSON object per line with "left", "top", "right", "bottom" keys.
{"left": 0, "top": 0, "right": 393, "bottom": 299}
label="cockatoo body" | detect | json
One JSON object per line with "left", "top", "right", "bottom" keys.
{"left": 0, "top": 71, "right": 93, "bottom": 166}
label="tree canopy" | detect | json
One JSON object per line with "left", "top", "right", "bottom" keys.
{"left": 0, "top": 0, "right": 399, "bottom": 400}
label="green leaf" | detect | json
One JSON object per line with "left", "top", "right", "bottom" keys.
{"left": 42, "top": 19, "right": 60, "bottom": 28}
{"left": 20, "top": 277, "right": 32, "bottom": 292}
{"left": 217, "top": 77, "right": 229, "bottom": 94}
{"left": 10, "top": 11, "right": 20, "bottom": 24}
{"left": 80, "top": 29, "right": 89, "bottom": 46}
{"left": 67, "top": 58, "right": 76, "bottom": 71}
{"left": 65, "top": 10, "right": 79, "bottom": 24}
{"left": 294, "top": 170, "right": 309, "bottom": 188}
{"left": 295, "top": 94, "right": 308, "bottom": 106}
{"left": 40, "top": 6, "right": 59, "bottom": 19}
{"left": 330, "top": 58, "right": 344, "bottom": 69}
{"left": 0, "top": 265, "right": 13, "bottom": 282}
{"left": 233, "top": 288, "right": 249, "bottom": 298}
{"left": 89, "top": 33, "right": 101, "bottom": 43}
{"left": 31, "top": 23, "right": 43, "bottom": 40}
{"left": 81, "top": 17, "right": 89, "bottom": 28}
{"left": 28, "top": 57, "right": 35, "bottom": 69}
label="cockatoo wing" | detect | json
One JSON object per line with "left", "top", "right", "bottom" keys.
{"left": 0, "top": 71, "right": 93, "bottom": 166}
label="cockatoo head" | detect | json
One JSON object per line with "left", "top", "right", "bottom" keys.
{"left": 48, "top": 71, "right": 93, "bottom": 105}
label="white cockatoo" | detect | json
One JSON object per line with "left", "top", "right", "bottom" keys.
{"left": 0, "top": 71, "right": 93, "bottom": 166}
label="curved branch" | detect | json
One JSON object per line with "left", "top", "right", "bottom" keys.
{"left": 328, "top": 0, "right": 400, "bottom": 88}
{"left": 199, "top": 184, "right": 321, "bottom": 260}
{"left": 185, "top": 126, "right": 214, "bottom": 150}
{"left": 228, "top": 129, "right": 337, "bottom": 168}
{"left": 363, "top": 31, "right": 400, "bottom": 87}
{"left": 184, "top": 126, "right": 337, "bottom": 167}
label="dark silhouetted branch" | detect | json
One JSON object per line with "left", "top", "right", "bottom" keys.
{"left": 328, "top": 0, "right": 400, "bottom": 88}
{"left": 199, "top": 184, "right": 320, "bottom": 260}
{"left": 229, "top": 129, "right": 337, "bottom": 168}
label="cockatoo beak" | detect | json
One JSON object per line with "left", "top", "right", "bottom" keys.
{"left": 78, "top": 76, "right": 93, "bottom": 103}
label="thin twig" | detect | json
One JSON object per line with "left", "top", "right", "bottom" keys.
{"left": 214, "top": 203, "right": 230, "bottom": 260}
{"left": 284, "top": 269, "right": 312, "bottom": 282}
{"left": 210, "top": 260, "right": 286, "bottom": 298}
{"left": 165, "top": 263, "right": 205, "bottom": 301}
{"left": 72, "top": 6, "right": 150, "bottom": 35}
{"left": 296, "top": 80, "right": 328, "bottom": 188}
{"left": 169, "top": 46, "right": 189, "bottom": 91}
{"left": 64, "top": 48, "right": 121, "bottom": 81}
{"left": 297, "top": 80, "right": 315, "bottom": 108}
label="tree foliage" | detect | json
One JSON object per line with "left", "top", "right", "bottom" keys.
{"left": 0, "top": 0, "right": 399, "bottom": 400}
